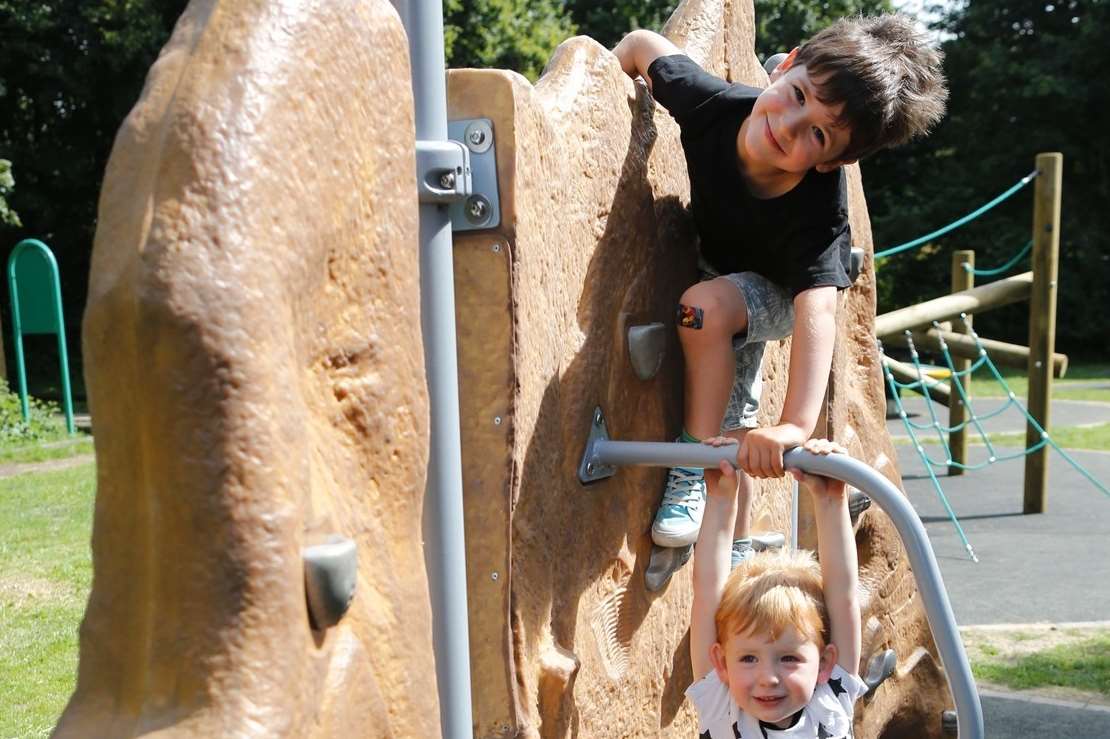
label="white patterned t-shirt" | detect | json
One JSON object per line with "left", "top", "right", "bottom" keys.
{"left": 685, "top": 665, "right": 868, "bottom": 739}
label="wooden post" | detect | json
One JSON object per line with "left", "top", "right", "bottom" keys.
{"left": 1024, "top": 153, "right": 1063, "bottom": 514}
{"left": 949, "top": 251, "right": 973, "bottom": 475}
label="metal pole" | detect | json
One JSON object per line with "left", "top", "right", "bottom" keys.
{"left": 393, "top": 1, "right": 474, "bottom": 736}
{"left": 585, "top": 440, "right": 984, "bottom": 739}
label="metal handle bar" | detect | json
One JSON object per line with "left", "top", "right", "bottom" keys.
{"left": 583, "top": 439, "right": 984, "bottom": 738}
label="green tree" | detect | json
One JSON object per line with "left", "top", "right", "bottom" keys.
{"left": 0, "top": 1, "right": 187, "bottom": 387}
{"left": 753, "top": 0, "right": 893, "bottom": 60}
{"left": 0, "top": 159, "right": 18, "bottom": 227}
{"left": 444, "top": 0, "right": 577, "bottom": 80}
{"left": 863, "top": 0, "right": 1110, "bottom": 356}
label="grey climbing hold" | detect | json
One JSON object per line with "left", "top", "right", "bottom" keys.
{"left": 763, "top": 52, "right": 790, "bottom": 75}
{"left": 628, "top": 323, "right": 666, "bottom": 381}
{"left": 849, "top": 488, "right": 872, "bottom": 526}
{"left": 863, "top": 648, "right": 897, "bottom": 694}
{"left": 752, "top": 532, "right": 785, "bottom": 551}
{"left": 849, "top": 247, "right": 865, "bottom": 284}
{"left": 303, "top": 535, "right": 358, "bottom": 629}
{"left": 645, "top": 544, "right": 692, "bottom": 591}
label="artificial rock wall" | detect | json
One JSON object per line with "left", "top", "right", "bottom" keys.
{"left": 58, "top": 0, "right": 438, "bottom": 736}
{"left": 451, "top": 0, "right": 951, "bottom": 736}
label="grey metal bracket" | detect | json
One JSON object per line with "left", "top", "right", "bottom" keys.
{"left": 578, "top": 407, "right": 617, "bottom": 484}
{"left": 303, "top": 535, "right": 358, "bottom": 630}
{"left": 416, "top": 139, "right": 471, "bottom": 205}
{"left": 628, "top": 323, "right": 666, "bottom": 380}
{"left": 447, "top": 118, "right": 501, "bottom": 231}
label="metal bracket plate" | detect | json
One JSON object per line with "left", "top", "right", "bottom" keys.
{"left": 447, "top": 118, "right": 501, "bottom": 231}
{"left": 416, "top": 139, "right": 471, "bottom": 204}
{"left": 578, "top": 406, "right": 617, "bottom": 484}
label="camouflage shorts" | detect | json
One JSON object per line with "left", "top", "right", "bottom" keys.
{"left": 697, "top": 260, "right": 795, "bottom": 431}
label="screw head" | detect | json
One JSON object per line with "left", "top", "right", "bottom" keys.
{"left": 594, "top": 410, "right": 603, "bottom": 425}
{"left": 491, "top": 243, "right": 501, "bottom": 253}
{"left": 468, "top": 129, "right": 486, "bottom": 146}
{"left": 586, "top": 462, "right": 595, "bottom": 475}
{"left": 465, "top": 195, "right": 490, "bottom": 224}
{"left": 438, "top": 171, "right": 455, "bottom": 190}
{"left": 494, "top": 416, "right": 502, "bottom": 425}
{"left": 491, "top": 571, "right": 499, "bottom": 581}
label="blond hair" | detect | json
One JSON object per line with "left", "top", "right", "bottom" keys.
{"left": 715, "top": 549, "right": 828, "bottom": 647}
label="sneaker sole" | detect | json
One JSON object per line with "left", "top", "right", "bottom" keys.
{"left": 651, "top": 527, "right": 700, "bottom": 547}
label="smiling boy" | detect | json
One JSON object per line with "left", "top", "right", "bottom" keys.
{"left": 613, "top": 15, "right": 947, "bottom": 555}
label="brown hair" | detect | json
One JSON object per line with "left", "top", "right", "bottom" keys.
{"left": 795, "top": 13, "right": 948, "bottom": 162}
{"left": 716, "top": 549, "right": 828, "bottom": 647}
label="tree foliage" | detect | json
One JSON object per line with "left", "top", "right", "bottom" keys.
{"left": 863, "top": 0, "right": 1110, "bottom": 356}
{"left": 0, "top": 0, "right": 187, "bottom": 376}
{"left": 444, "top": 0, "right": 577, "bottom": 80}
{"left": 0, "top": 159, "right": 18, "bottom": 227}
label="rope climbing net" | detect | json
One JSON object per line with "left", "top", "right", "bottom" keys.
{"left": 874, "top": 169, "right": 1038, "bottom": 261}
{"left": 880, "top": 316, "right": 1110, "bottom": 562}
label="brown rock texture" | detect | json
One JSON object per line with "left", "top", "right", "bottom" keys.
{"left": 58, "top": 0, "right": 437, "bottom": 736}
{"left": 450, "top": 0, "right": 952, "bottom": 736}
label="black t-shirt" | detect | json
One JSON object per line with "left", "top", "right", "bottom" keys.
{"left": 648, "top": 54, "right": 852, "bottom": 296}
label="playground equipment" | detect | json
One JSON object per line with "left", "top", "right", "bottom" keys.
{"left": 7, "top": 238, "right": 76, "bottom": 434}
{"left": 62, "top": 0, "right": 968, "bottom": 737}
{"left": 578, "top": 439, "right": 984, "bottom": 739}
{"left": 876, "top": 154, "right": 1062, "bottom": 512}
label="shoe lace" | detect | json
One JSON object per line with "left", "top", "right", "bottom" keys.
{"left": 662, "top": 468, "right": 704, "bottom": 508}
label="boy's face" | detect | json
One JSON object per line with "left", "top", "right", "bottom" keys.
{"left": 743, "top": 51, "right": 854, "bottom": 175}
{"left": 710, "top": 623, "right": 837, "bottom": 728}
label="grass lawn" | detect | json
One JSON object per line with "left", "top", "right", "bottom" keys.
{"left": 961, "top": 624, "right": 1110, "bottom": 705}
{"left": 0, "top": 462, "right": 96, "bottom": 739}
{"left": 966, "top": 362, "right": 1110, "bottom": 402}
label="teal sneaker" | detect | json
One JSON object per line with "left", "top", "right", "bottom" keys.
{"left": 730, "top": 538, "right": 754, "bottom": 570}
{"left": 651, "top": 467, "right": 706, "bottom": 547}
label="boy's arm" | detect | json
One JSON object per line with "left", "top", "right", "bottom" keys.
{"left": 738, "top": 285, "right": 837, "bottom": 478}
{"left": 690, "top": 454, "right": 740, "bottom": 681}
{"left": 612, "top": 29, "right": 682, "bottom": 91}
{"left": 802, "top": 447, "right": 862, "bottom": 674}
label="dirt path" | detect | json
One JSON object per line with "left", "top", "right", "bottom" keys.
{"left": 0, "top": 453, "right": 95, "bottom": 479}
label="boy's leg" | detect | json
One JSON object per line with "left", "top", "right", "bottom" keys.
{"left": 652, "top": 278, "right": 749, "bottom": 548}
{"left": 715, "top": 273, "right": 794, "bottom": 565}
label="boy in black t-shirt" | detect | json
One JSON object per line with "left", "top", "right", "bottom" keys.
{"left": 612, "top": 15, "right": 947, "bottom": 555}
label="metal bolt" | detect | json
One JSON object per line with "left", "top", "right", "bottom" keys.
{"left": 586, "top": 462, "right": 595, "bottom": 475}
{"left": 468, "top": 128, "right": 486, "bottom": 146}
{"left": 438, "top": 171, "right": 456, "bottom": 190}
{"left": 491, "top": 243, "right": 501, "bottom": 253}
{"left": 491, "top": 571, "right": 499, "bottom": 581}
{"left": 465, "top": 195, "right": 490, "bottom": 224}
{"left": 494, "top": 416, "right": 502, "bottom": 425}
{"left": 594, "top": 410, "right": 603, "bottom": 425}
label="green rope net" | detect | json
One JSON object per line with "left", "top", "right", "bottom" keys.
{"left": 881, "top": 315, "right": 1110, "bottom": 562}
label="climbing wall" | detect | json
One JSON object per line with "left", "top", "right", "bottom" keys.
{"left": 450, "top": 0, "right": 953, "bottom": 736}
{"left": 57, "top": 0, "right": 438, "bottom": 736}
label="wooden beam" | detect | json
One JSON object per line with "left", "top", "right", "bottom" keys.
{"left": 882, "top": 329, "right": 1068, "bottom": 378}
{"left": 1025, "top": 153, "right": 1063, "bottom": 514}
{"left": 882, "top": 355, "right": 951, "bottom": 406}
{"left": 875, "top": 272, "right": 1032, "bottom": 337}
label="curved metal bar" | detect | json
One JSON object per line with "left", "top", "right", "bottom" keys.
{"left": 783, "top": 448, "right": 984, "bottom": 739}
{"left": 583, "top": 438, "right": 984, "bottom": 738}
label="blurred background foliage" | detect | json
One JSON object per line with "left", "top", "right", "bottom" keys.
{"left": 0, "top": 0, "right": 1105, "bottom": 405}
